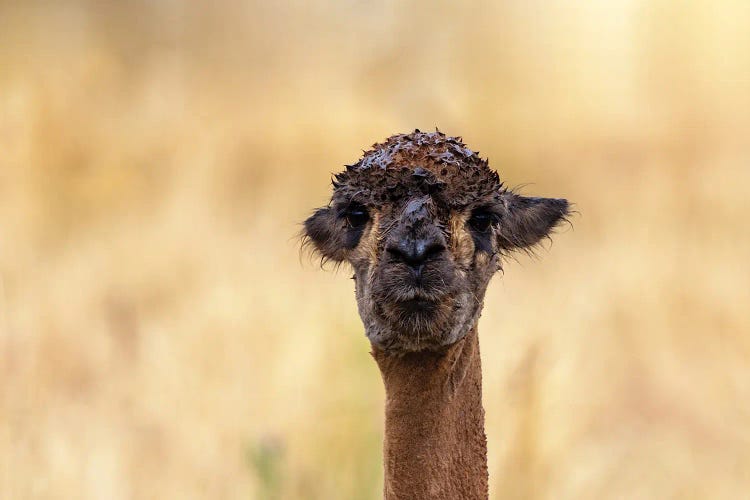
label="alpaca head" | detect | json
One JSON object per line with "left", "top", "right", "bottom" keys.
{"left": 304, "top": 130, "right": 569, "bottom": 353}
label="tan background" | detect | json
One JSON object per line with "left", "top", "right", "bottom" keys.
{"left": 1, "top": 1, "right": 749, "bottom": 498}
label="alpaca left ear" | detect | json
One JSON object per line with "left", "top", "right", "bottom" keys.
{"left": 496, "top": 192, "right": 569, "bottom": 250}
{"left": 303, "top": 206, "right": 349, "bottom": 262}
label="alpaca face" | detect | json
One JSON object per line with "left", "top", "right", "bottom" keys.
{"left": 304, "top": 131, "right": 569, "bottom": 352}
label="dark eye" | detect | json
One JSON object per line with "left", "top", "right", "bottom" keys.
{"left": 344, "top": 203, "right": 369, "bottom": 228}
{"left": 469, "top": 209, "right": 494, "bottom": 232}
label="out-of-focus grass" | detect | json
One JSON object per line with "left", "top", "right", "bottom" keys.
{"left": 1, "top": 1, "right": 749, "bottom": 499}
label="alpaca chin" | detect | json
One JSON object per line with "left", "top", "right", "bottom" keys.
{"left": 363, "top": 288, "right": 480, "bottom": 353}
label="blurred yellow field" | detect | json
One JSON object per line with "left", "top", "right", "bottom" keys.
{"left": 1, "top": 1, "right": 749, "bottom": 499}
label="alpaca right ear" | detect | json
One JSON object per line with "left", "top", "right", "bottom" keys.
{"left": 303, "top": 206, "right": 348, "bottom": 262}
{"left": 496, "top": 192, "right": 570, "bottom": 251}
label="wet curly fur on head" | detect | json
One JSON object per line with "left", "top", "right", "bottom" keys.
{"left": 303, "top": 130, "right": 570, "bottom": 353}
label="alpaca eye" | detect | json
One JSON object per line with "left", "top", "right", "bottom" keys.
{"left": 344, "top": 204, "right": 369, "bottom": 228}
{"left": 469, "top": 210, "right": 494, "bottom": 232}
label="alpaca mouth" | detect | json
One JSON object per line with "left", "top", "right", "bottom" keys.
{"left": 373, "top": 292, "right": 445, "bottom": 327}
{"left": 395, "top": 297, "right": 439, "bottom": 314}
{"left": 368, "top": 278, "right": 474, "bottom": 351}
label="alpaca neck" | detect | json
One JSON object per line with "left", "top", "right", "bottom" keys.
{"left": 372, "top": 328, "right": 488, "bottom": 499}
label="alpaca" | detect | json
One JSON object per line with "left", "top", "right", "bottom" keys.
{"left": 303, "top": 130, "right": 570, "bottom": 499}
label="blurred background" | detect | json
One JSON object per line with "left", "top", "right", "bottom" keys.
{"left": 1, "top": 1, "right": 749, "bottom": 498}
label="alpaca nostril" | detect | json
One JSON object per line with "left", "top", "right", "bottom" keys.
{"left": 420, "top": 243, "right": 446, "bottom": 261}
{"left": 386, "top": 240, "right": 446, "bottom": 268}
{"left": 386, "top": 246, "right": 407, "bottom": 262}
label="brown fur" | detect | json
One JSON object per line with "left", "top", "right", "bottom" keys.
{"left": 302, "top": 130, "right": 570, "bottom": 498}
{"left": 373, "top": 328, "right": 487, "bottom": 499}
{"left": 448, "top": 211, "right": 475, "bottom": 268}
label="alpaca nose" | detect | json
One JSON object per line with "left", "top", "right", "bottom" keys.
{"left": 386, "top": 238, "right": 446, "bottom": 272}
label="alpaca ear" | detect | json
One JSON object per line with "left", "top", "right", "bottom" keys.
{"left": 303, "top": 206, "right": 349, "bottom": 262}
{"left": 496, "top": 192, "right": 569, "bottom": 251}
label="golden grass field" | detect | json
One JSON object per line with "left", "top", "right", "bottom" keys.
{"left": 1, "top": 1, "right": 749, "bottom": 498}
